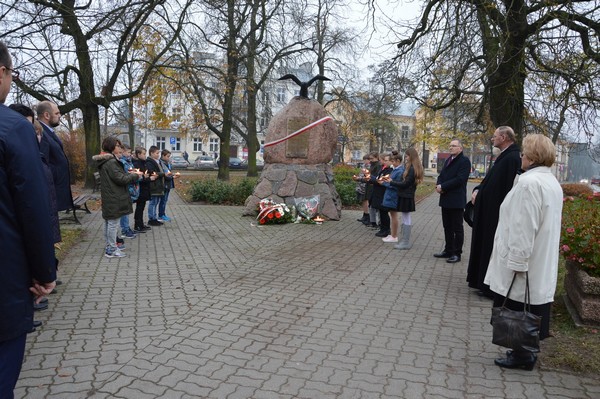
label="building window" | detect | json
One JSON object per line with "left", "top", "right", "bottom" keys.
{"left": 172, "top": 138, "right": 181, "bottom": 151}
{"left": 209, "top": 137, "right": 219, "bottom": 153}
{"left": 401, "top": 126, "right": 409, "bottom": 140}
{"left": 156, "top": 136, "right": 166, "bottom": 150}
{"left": 172, "top": 107, "right": 182, "bottom": 121}
{"left": 276, "top": 87, "right": 286, "bottom": 103}
{"left": 193, "top": 138, "right": 203, "bottom": 152}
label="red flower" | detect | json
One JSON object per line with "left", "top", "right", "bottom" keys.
{"left": 268, "top": 213, "right": 274, "bottom": 219}
{"left": 275, "top": 212, "right": 281, "bottom": 218}
{"left": 259, "top": 218, "right": 266, "bottom": 224}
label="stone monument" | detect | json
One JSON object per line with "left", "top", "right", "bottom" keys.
{"left": 243, "top": 75, "right": 342, "bottom": 220}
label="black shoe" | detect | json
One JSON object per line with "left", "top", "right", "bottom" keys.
{"left": 134, "top": 227, "right": 147, "bottom": 233}
{"left": 494, "top": 353, "right": 537, "bottom": 370}
{"left": 369, "top": 223, "right": 378, "bottom": 229}
{"left": 433, "top": 251, "right": 452, "bottom": 258}
{"left": 55, "top": 280, "right": 63, "bottom": 286}
{"left": 375, "top": 230, "right": 390, "bottom": 237}
{"left": 446, "top": 255, "right": 461, "bottom": 263}
{"left": 34, "top": 302, "right": 48, "bottom": 311}
{"left": 148, "top": 219, "right": 163, "bottom": 226}
{"left": 116, "top": 237, "right": 124, "bottom": 244}
{"left": 362, "top": 219, "right": 371, "bottom": 226}
{"left": 33, "top": 320, "right": 42, "bottom": 328}
{"left": 477, "top": 290, "right": 494, "bottom": 299}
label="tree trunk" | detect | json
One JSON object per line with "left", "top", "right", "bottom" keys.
{"left": 82, "top": 104, "right": 102, "bottom": 187}
{"left": 484, "top": 0, "right": 527, "bottom": 144}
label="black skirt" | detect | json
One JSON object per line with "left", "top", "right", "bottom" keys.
{"left": 492, "top": 294, "right": 552, "bottom": 340}
{"left": 398, "top": 197, "right": 415, "bottom": 213}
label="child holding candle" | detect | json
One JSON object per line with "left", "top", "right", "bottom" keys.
{"left": 118, "top": 144, "right": 140, "bottom": 238}
{"left": 146, "top": 146, "right": 166, "bottom": 226}
{"left": 93, "top": 137, "right": 143, "bottom": 258}
{"left": 132, "top": 147, "right": 156, "bottom": 233}
{"left": 380, "top": 151, "right": 405, "bottom": 243}
{"left": 381, "top": 147, "right": 424, "bottom": 250}
{"left": 158, "top": 149, "right": 179, "bottom": 222}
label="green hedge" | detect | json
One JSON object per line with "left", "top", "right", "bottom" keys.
{"left": 188, "top": 165, "right": 363, "bottom": 206}
{"left": 189, "top": 178, "right": 258, "bottom": 205}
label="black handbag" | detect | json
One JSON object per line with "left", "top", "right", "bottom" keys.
{"left": 491, "top": 272, "right": 541, "bottom": 353}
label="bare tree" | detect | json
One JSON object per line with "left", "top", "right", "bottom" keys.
{"left": 390, "top": 0, "right": 600, "bottom": 144}
{"left": 1, "top": 0, "right": 191, "bottom": 186}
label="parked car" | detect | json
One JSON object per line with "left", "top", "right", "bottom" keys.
{"left": 217, "top": 157, "right": 245, "bottom": 169}
{"left": 170, "top": 155, "right": 189, "bottom": 169}
{"left": 241, "top": 158, "right": 264, "bottom": 171}
{"left": 194, "top": 155, "right": 217, "bottom": 170}
{"left": 591, "top": 176, "right": 600, "bottom": 186}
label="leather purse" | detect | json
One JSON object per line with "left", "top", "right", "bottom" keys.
{"left": 491, "top": 272, "right": 541, "bottom": 352}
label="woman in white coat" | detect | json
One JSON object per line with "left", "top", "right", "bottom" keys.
{"left": 484, "top": 134, "right": 563, "bottom": 370}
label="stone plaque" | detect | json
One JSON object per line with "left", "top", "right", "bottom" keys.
{"left": 285, "top": 117, "right": 309, "bottom": 158}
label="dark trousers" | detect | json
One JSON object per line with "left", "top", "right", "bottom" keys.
{"left": 441, "top": 208, "right": 464, "bottom": 255}
{"left": 0, "top": 333, "right": 27, "bottom": 399}
{"left": 134, "top": 199, "right": 147, "bottom": 229}
{"left": 379, "top": 209, "right": 390, "bottom": 231}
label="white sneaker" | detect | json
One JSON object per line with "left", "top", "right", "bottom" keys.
{"left": 382, "top": 236, "right": 398, "bottom": 243}
{"left": 105, "top": 249, "right": 126, "bottom": 258}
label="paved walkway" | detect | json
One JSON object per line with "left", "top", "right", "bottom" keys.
{"left": 16, "top": 189, "right": 600, "bottom": 398}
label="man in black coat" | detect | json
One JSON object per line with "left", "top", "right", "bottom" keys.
{"left": 435, "top": 139, "right": 471, "bottom": 263}
{"left": 37, "top": 100, "right": 73, "bottom": 212}
{"left": 0, "top": 41, "right": 57, "bottom": 398}
{"left": 466, "top": 126, "right": 521, "bottom": 298}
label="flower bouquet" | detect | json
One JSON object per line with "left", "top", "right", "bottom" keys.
{"left": 560, "top": 192, "right": 600, "bottom": 277}
{"left": 256, "top": 198, "right": 294, "bottom": 225}
{"left": 294, "top": 195, "right": 320, "bottom": 219}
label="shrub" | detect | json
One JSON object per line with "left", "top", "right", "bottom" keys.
{"left": 561, "top": 183, "right": 593, "bottom": 197}
{"left": 560, "top": 192, "right": 600, "bottom": 277}
{"left": 335, "top": 181, "right": 359, "bottom": 206}
{"left": 60, "top": 128, "right": 86, "bottom": 182}
{"left": 189, "top": 178, "right": 257, "bottom": 205}
{"left": 333, "top": 163, "right": 359, "bottom": 183}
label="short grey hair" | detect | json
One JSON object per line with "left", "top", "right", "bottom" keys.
{"left": 496, "top": 126, "right": 516, "bottom": 142}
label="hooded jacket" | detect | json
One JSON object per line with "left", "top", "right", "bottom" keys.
{"left": 93, "top": 153, "right": 140, "bottom": 220}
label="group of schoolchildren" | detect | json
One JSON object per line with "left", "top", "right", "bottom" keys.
{"left": 354, "top": 148, "right": 424, "bottom": 250}
{"left": 94, "top": 137, "right": 179, "bottom": 258}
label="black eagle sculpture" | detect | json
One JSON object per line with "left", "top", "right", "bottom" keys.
{"left": 278, "top": 74, "right": 331, "bottom": 98}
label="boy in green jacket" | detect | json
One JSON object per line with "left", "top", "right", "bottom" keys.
{"left": 93, "top": 137, "right": 143, "bottom": 258}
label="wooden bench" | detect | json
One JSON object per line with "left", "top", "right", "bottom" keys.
{"left": 63, "top": 194, "right": 92, "bottom": 224}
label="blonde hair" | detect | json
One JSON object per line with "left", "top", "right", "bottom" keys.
{"left": 522, "top": 134, "right": 555, "bottom": 167}
{"left": 404, "top": 147, "right": 424, "bottom": 184}
{"left": 33, "top": 120, "right": 43, "bottom": 140}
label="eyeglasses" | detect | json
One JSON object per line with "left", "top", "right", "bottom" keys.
{"left": 3, "top": 66, "right": 19, "bottom": 80}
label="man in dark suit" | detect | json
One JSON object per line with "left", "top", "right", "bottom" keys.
{"left": 37, "top": 100, "right": 73, "bottom": 211}
{"left": 466, "top": 126, "right": 521, "bottom": 298}
{"left": 0, "top": 40, "right": 57, "bottom": 399}
{"left": 435, "top": 139, "right": 471, "bottom": 263}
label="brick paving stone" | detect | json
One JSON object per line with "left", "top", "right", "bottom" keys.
{"left": 12, "top": 189, "right": 600, "bottom": 398}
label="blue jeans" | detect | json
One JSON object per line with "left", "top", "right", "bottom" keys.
{"left": 119, "top": 214, "right": 130, "bottom": 233}
{"left": 148, "top": 196, "right": 160, "bottom": 220}
{"left": 0, "top": 333, "right": 27, "bottom": 399}
{"left": 104, "top": 218, "right": 119, "bottom": 252}
{"left": 158, "top": 189, "right": 171, "bottom": 218}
